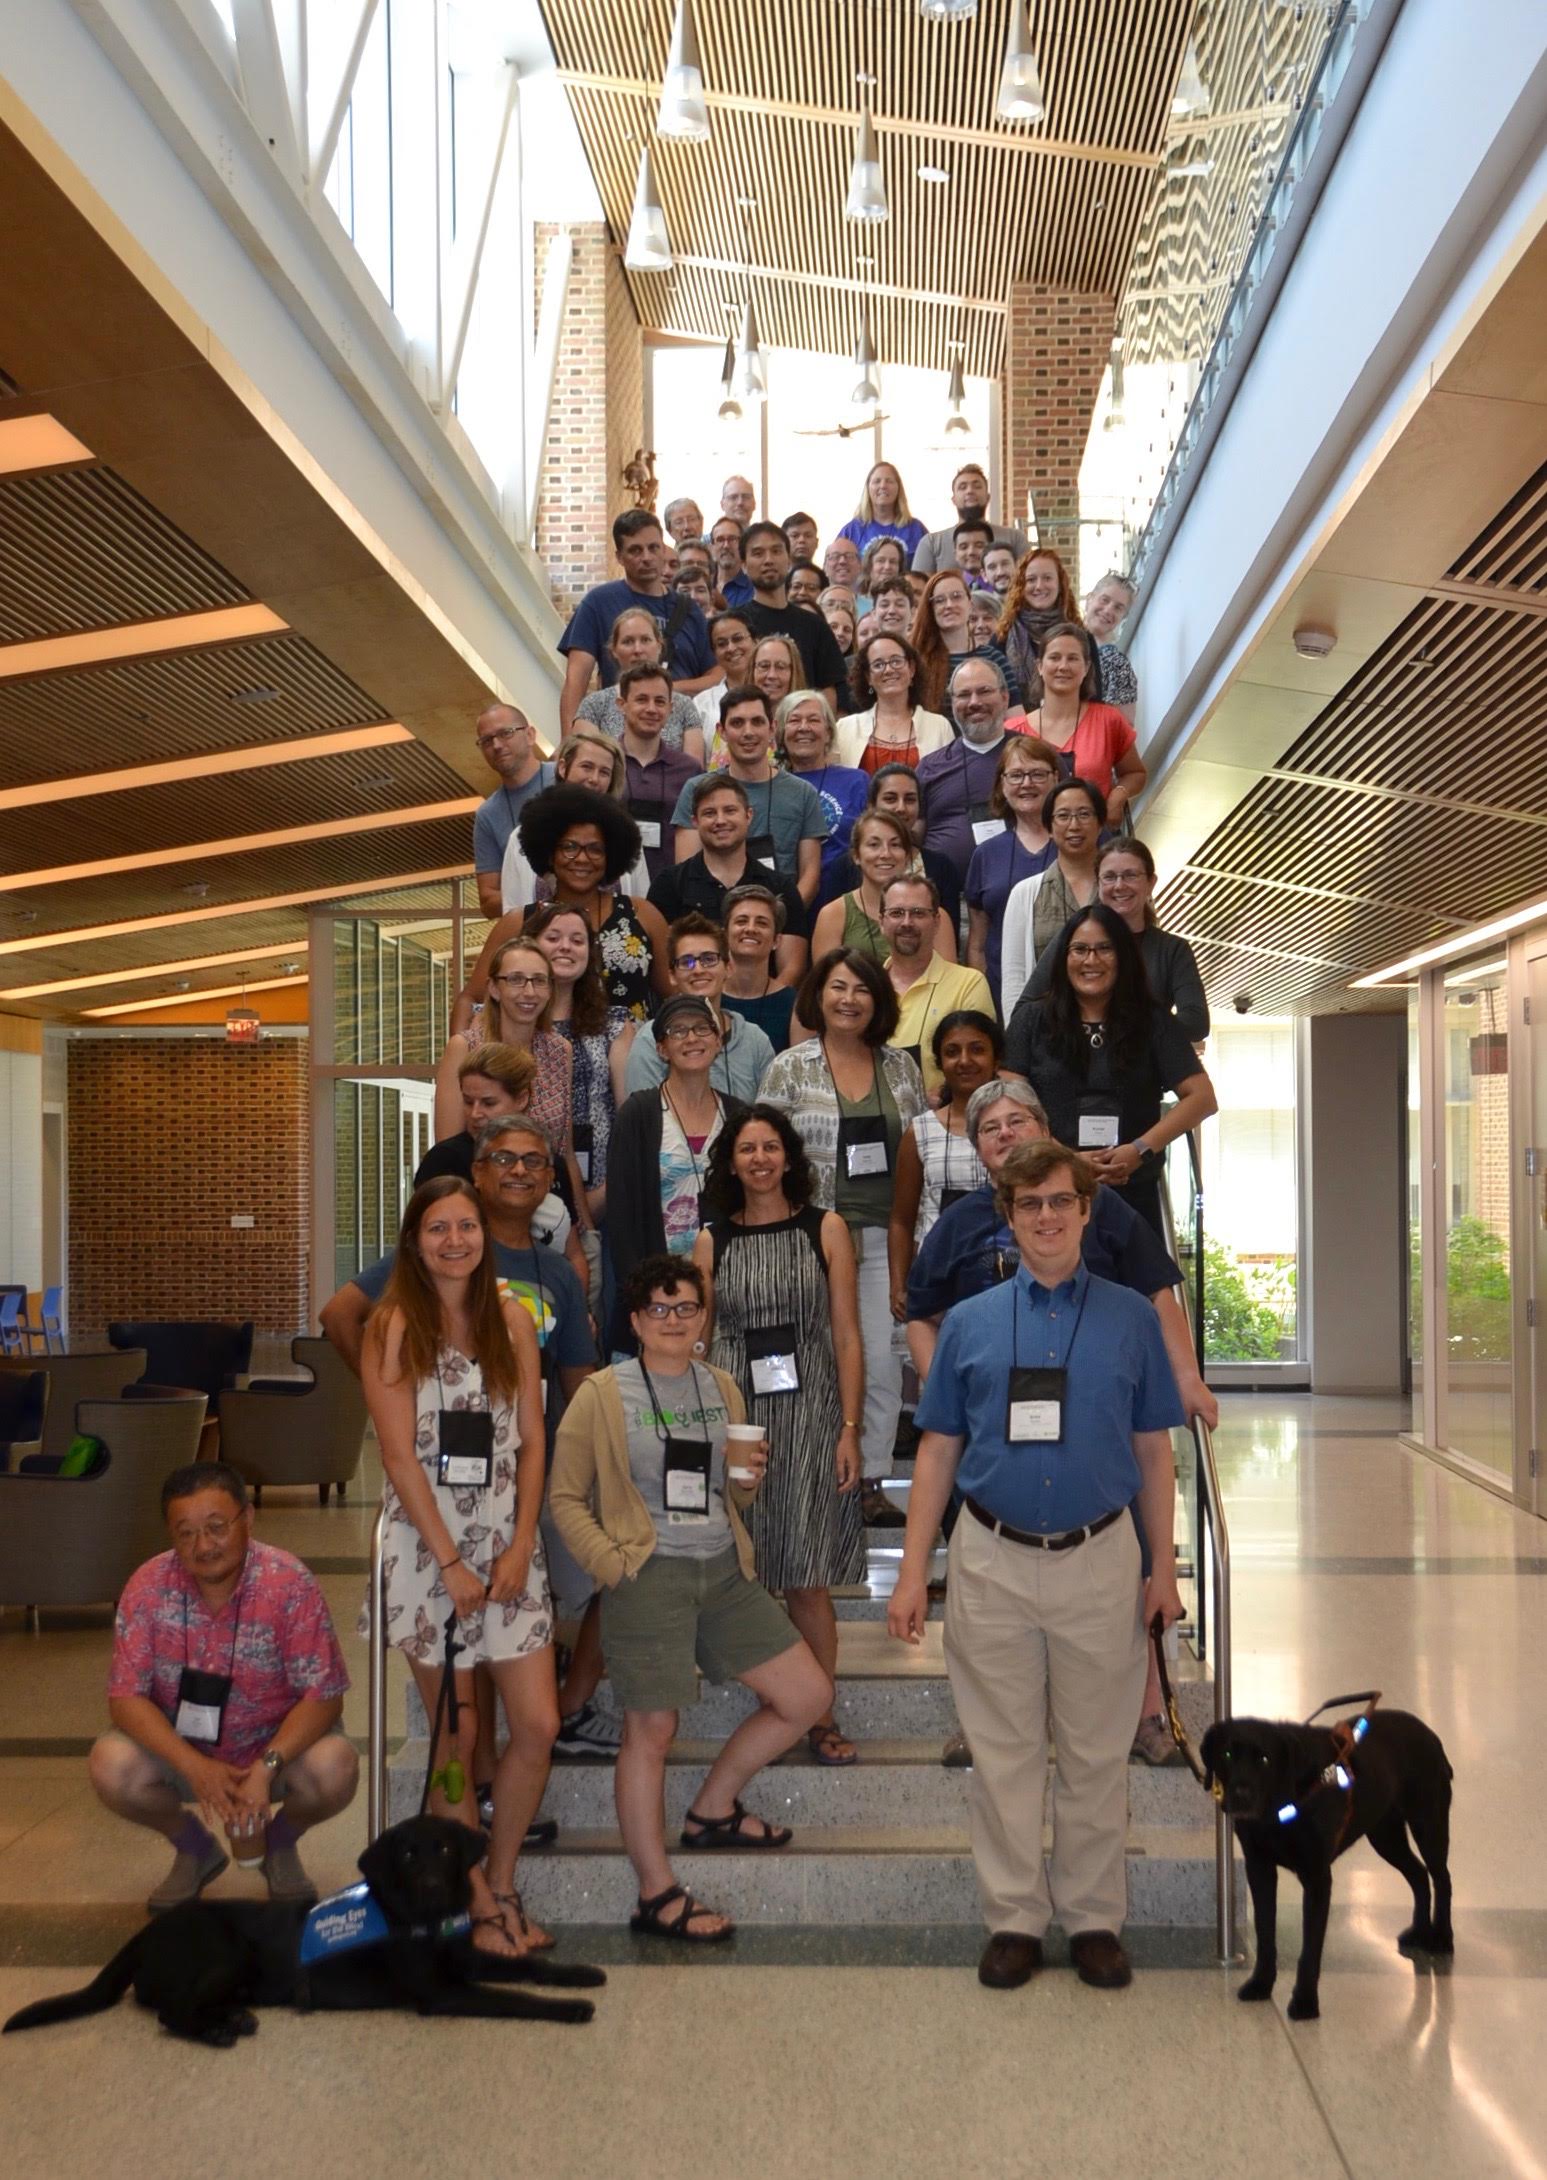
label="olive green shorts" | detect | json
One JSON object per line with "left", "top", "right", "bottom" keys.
{"left": 600, "top": 1546, "right": 800, "bottom": 1714}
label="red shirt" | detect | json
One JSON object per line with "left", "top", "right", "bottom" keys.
{"left": 108, "top": 1539, "right": 349, "bottom": 1766}
{"left": 1030, "top": 703, "right": 1135, "bottom": 796}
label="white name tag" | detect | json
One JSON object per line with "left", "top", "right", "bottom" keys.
{"left": 1008, "top": 1399, "right": 1062, "bottom": 1441}
{"left": 846, "top": 1140, "right": 888, "bottom": 1177}
{"left": 971, "top": 818, "right": 1002, "bottom": 846}
{"left": 1078, "top": 1114, "right": 1121, "bottom": 1149}
{"left": 750, "top": 1351, "right": 799, "bottom": 1396}
{"left": 441, "top": 1454, "right": 490, "bottom": 1487}
{"left": 175, "top": 1699, "right": 223, "bottom": 1742}
{"left": 636, "top": 820, "right": 662, "bottom": 849}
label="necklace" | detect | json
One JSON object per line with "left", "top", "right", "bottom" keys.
{"left": 1081, "top": 1018, "right": 1106, "bottom": 1052}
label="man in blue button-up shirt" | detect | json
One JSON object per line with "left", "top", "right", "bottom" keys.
{"left": 889, "top": 1140, "right": 1185, "bottom": 1994}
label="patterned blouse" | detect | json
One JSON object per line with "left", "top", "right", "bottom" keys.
{"left": 756, "top": 1040, "right": 927, "bottom": 1211}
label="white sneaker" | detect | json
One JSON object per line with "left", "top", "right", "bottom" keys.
{"left": 553, "top": 1700, "right": 624, "bottom": 1759}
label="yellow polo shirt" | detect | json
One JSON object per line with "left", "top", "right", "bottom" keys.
{"left": 888, "top": 956, "right": 997, "bottom": 1099}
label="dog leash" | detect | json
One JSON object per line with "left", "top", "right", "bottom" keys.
{"left": 1148, "top": 1614, "right": 1212, "bottom": 1791}
{"left": 421, "top": 1611, "right": 467, "bottom": 1817}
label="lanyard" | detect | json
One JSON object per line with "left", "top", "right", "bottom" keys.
{"left": 1011, "top": 1274, "right": 1092, "bottom": 1377}
{"left": 182, "top": 1570, "right": 244, "bottom": 1682}
{"left": 637, "top": 1357, "right": 712, "bottom": 1445}
{"left": 433, "top": 1352, "right": 491, "bottom": 1413}
{"left": 820, "top": 1037, "right": 882, "bottom": 1118}
{"left": 661, "top": 1084, "right": 721, "bottom": 1194}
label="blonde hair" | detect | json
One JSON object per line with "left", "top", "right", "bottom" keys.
{"left": 854, "top": 462, "right": 913, "bottom": 526}
{"left": 556, "top": 727, "right": 626, "bottom": 799}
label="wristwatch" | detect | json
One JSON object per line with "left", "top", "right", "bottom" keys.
{"left": 1133, "top": 1139, "right": 1160, "bottom": 1169}
{"left": 261, "top": 1748, "right": 285, "bottom": 1779}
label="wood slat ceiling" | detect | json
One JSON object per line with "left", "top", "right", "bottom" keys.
{"left": 1119, "top": 0, "right": 1332, "bottom": 368}
{"left": 540, "top": 0, "right": 1195, "bottom": 375}
{"left": 1155, "top": 460, "right": 1547, "bottom": 1015}
{"left": 0, "top": 463, "right": 252, "bottom": 642}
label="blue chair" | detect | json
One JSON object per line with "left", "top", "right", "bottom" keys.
{"left": 0, "top": 1293, "right": 25, "bottom": 1357}
{"left": 34, "top": 1288, "right": 63, "bottom": 1354}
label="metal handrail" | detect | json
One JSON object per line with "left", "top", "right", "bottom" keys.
{"left": 367, "top": 1504, "right": 389, "bottom": 1845}
{"left": 1160, "top": 1156, "right": 1240, "bottom": 1963}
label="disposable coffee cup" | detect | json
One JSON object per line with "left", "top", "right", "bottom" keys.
{"left": 225, "top": 1811, "right": 269, "bottom": 1869}
{"left": 725, "top": 1424, "right": 764, "bottom": 1484}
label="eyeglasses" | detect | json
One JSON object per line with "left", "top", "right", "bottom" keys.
{"left": 493, "top": 971, "right": 548, "bottom": 989}
{"left": 883, "top": 907, "right": 933, "bottom": 922}
{"left": 476, "top": 725, "right": 527, "bottom": 750}
{"left": 663, "top": 1021, "right": 716, "bottom": 1041}
{"left": 977, "top": 1117, "right": 1032, "bottom": 1142}
{"left": 673, "top": 951, "right": 723, "bottom": 972}
{"left": 170, "top": 1514, "right": 245, "bottom": 1548}
{"left": 478, "top": 1149, "right": 549, "bottom": 1173}
{"left": 1068, "top": 943, "right": 1116, "bottom": 962}
{"left": 554, "top": 840, "right": 606, "bottom": 861}
{"left": 869, "top": 655, "right": 908, "bottom": 673}
{"left": 643, "top": 1299, "right": 700, "bottom": 1320}
{"left": 1012, "top": 1192, "right": 1079, "bottom": 1214}
{"left": 1002, "top": 770, "right": 1052, "bottom": 788}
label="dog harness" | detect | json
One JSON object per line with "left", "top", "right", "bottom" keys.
{"left": 1275, "top": 1714, "right": 1372, "bottom": 1829}
{"left": 298, "top": 1881, "right": 471, "bottom": 1966}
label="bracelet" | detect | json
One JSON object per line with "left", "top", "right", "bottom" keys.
{"left": 438, "top": 1555, "right": 460, "bottom": 1571}
{"left": 842, "top": 1419, "right": 860, "bottom": 1430}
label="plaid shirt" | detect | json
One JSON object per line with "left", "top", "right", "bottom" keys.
{"left": 108, "top": 1540, "right": 349, "bottom": 1767}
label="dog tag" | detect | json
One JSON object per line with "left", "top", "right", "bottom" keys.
{"left": 1005, "top": 1366, "right": 1065, "bottom": 1443}
{"left": 971, "top": 818, "right": 1003, "bottom": 847}
{"left": 746, "top": 1323, "right": 800, "bottom": 1396}
{"left": 1077, "top": 1112, "right": 1121, "bottom": 1149}
{"left": 437, "top": 1408, "right": 494, "bottom": 1488}
{"left": 662, "top": 1433, "right": 711, "bottom": 1515}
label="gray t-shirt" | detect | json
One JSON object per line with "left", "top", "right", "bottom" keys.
{"left": 615, "top": 1358, "right": 732, "bottom": 1559}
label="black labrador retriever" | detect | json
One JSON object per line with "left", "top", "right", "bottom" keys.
{"left": 1201, "top": 1710, "right": 1453, "bottom": 2021}
{"left": 3, "top": 1815, "right": 604, "bottom": 2046}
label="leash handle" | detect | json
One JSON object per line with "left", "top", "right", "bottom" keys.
{"left": 1148, "top": 1613, "right": 1210, "bottom": 1790}
{"left": 1303, "top": 1690, "right": 1381, "bottom": 1725}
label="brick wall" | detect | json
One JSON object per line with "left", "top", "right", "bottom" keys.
{"left": 1001, "top": 284, "right": 1113, "bottom": 576}
{"left": 532, "top": 222, "right": 645, "bottom": 614}
{"left": 67, "top": 1036, "right": 309, "bottom": 1337}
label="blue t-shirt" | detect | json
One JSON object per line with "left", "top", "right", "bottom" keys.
{"left": 837, "top": 516, "right": 928, "bottom": 556}
{"left": 791, "top": 764, "right": 871, "bottom": 893}
{"left": 915, "top": 1264, "right": 1184, "bottom": 1532}
{"left": 905, "top": 1181, "right": 1179, "bottom": 1323}
{"left": 720, "top": 573, "right": 754, "bottom": 608}
{"left": 559, "top": 581, "right": 713, "bottom": 686}
{"left": 964, "top": 827, "right": 1056, "bottom": 1008}
{"left": 472, "top": 766, "right": 557, "bottom": 878}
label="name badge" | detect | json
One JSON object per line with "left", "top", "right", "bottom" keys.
{"left": 846, "top": 1139, "right": 888, "bottom": 1177}
{"left": 971, "top": 818, "right": 1003, "bottom": 846}
{"left": 174, "top": 1664, "right": 232, "bottom": 1745}
{"left": 746, "top": 1323, "right": 800, "bottom": 1396}
{"left": 939, "top": 1185, "right": 971, "bottom": 1214}
{"left": 662, "top": 1433, "right": 712, "bottom": 1515}
{"left": 1077, "top": 1113, "right": 1121, "bottom": 1149}
{"left": 635, "top": 819, "right": 663, "bottom": 850}
{"left": 573, "top": 1122, "right": 594, "bottom": 1184}
{"left": 438, "top": 1407, "right": 494, "bottom": 1489}
{"left": 747, "top": 832, "right": 777, "bottom": 867}
{"left": 1006, "top": 1366, "right": 1066, "bottom": 1443}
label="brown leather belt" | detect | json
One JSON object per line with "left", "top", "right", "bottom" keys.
{"left": 964, "top": 1498, "right": 1124, "bottom": 1553}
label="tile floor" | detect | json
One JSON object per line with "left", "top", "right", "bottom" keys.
{"left": 2, "top": 1393, "right": 1545, "bottom": 2180}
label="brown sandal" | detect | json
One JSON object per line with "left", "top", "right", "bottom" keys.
{"left": 806, "top": 1722, "right": 858, "bottom": 1767}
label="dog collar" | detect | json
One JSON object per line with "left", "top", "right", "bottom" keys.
{"left": 298, "top": 1880, "right": 471, "bottom": 1966}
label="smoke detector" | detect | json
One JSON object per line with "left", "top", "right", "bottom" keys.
{"left": 1292, "top": 624, "right": 1336, "bottom": 660}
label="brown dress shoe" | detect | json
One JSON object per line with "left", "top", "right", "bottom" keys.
{"left": 1069, "top": 1930, "right": 1133, "bottom": 1988}
{"left": 978, "top": 1932, "right": 1044, "bottom": 1989}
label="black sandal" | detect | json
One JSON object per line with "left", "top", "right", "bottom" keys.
{"left": 629, "top": 1883, "right": 735, "bottom": 1943}
{"left": 493, "top": 1888, "right": 555, "bottom": 1953}
{"left": 680, "top": 1798, "right": 793, "bottom": 1851}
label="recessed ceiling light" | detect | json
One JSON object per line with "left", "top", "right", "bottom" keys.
{"left": 359, "top": 773, "right": 396, "bottom": 791}
{"left": 230, "top": 684, "right": 280, "bottom": 705}
{"left": 182, "top": 881, "right": 211, "bottom": 899}
{"left": 917, "top": 164, "right": 950, "bottom": 184}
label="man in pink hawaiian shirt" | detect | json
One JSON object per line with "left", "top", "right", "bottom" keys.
{"left": 94, "top": 1461, "right": 356, "bottom": 1913}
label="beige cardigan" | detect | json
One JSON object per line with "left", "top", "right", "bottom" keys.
{"left": 832, "top": 706, "right": 954, "bottom": 769}
{"left": 549, "top": 1365, "right": 759, "bottom": 1587}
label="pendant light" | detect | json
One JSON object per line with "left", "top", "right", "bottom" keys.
{"left": 623, "top": 146, "right": 671, "bottom": 271}
{"left": 657, "top": 0, "right": 710, "bottom": 141}
{"left": 736, "top": 293, "right": 766, "bottom": 401}
{"left": 997, "top": 3, "right": 1045, "bottom": 122}
{"left": 845, "top": 107, "right": 889, "bottom": 224}
{"left": 852, "top": 301, "right": 881, "bottom": 408}
{"left": 944, "top": 353, "right": 971, "bottom": 435}
{"left": 1171, "top": 37, "right": 1211, "bottom": 119}
{"left": 717, "top": 330, "right": 742, "bottom": 422}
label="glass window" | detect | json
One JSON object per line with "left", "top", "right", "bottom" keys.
{"left": 1176, "top": 1017, "right": 1299, "bottom": 1365}
{"left": 1440, "top": 958, "right": 1512, "bottom": 1477}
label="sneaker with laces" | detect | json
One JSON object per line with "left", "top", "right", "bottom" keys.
{"left": 1131, "top": 1714, "right": 1183, "bottom": 1768}
{"left": 147, "top": 1835, "right": 228, "bottom": 1914}
{"left": 553, "top": 1700, "right": 624, "bottom": 1759}
{"left": 260, "top": 1837, "right": 319, "bottom": 1906}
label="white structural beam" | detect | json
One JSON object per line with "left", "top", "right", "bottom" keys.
{"left": 309, "top": 0, "right": 378, "bottom": 187}
{"left": 230, "top": 0, "right": 303, "bottom": 186}
{"left": 441, "top": 59, "right": 519, "bottom": 412}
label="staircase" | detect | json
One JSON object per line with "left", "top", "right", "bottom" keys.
{"left": 387, "top": 1557, "right": 1227, "bottom": 1931}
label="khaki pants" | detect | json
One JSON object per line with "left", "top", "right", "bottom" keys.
{"left": 943, "top": 1506, "right": 1145, "bottom": 1939}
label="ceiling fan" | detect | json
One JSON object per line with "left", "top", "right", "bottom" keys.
{"left": 793, "top": 415, "right": 892, "bottom": 438}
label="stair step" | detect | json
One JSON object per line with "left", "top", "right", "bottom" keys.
{"left": 398, "top": 1821, "right": 1230, "bottom": 1927}
{"left": 391, "top": 1734, "right": 1209, "bottom": 1831}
